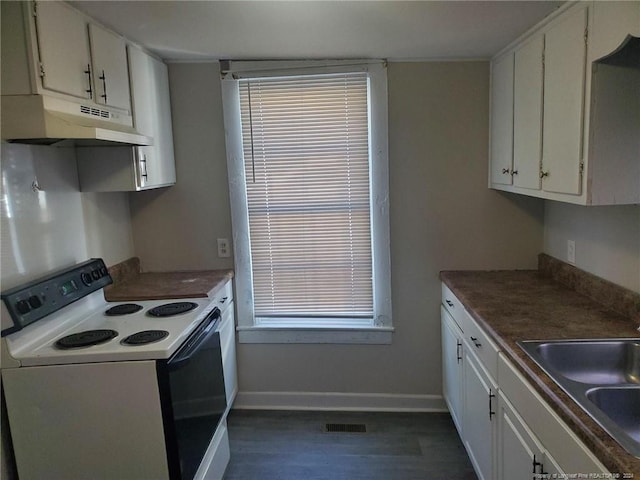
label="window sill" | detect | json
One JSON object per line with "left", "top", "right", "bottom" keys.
{"left": 236, "top": 325, "right": 394, "bottom": 344}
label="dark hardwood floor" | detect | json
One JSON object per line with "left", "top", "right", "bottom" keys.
{"left": 223, "top": 410, "right": 478, "bottom": 480}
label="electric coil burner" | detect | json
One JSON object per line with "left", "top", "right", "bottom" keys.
{"left": 148, "top": 301, "right": 198, "bottom": 317}
{"left": 121, "top": 330, "right": 169, "bottom": 346}
{"left": 105, "top": 303, "right": 143, "bottom": 316}
{"left": 55, "top": 329, "right": 118, "bottom": 349}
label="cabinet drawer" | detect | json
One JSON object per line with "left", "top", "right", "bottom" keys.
{"left": 463, "top": 308, "right": 499, "bottom": 380}
{"left": 441, "top": 283, "right": 468, "bottom": 332}
{"left": 498, "top": 353, "right": 608, "bottom": 474}
{"left": 212, "top": 280, "right": 233, "bottom": 309}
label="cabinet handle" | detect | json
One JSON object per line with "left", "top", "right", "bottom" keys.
{"left": 489, "top": 389, "right": 496, "bottom": 420}
{"left": 470, "top": 336, "right": 482, "bottom": 348}
{"left": 220, "top": 296, "right": 228, "bottom": 304}
{"left": 84, "top": 64, "right": 93, "bottom": 99}
{"left": 445, "top": 300, "right": 454, "bottom": 307}
{"left": 99, "top": 70, "right": 108, "bottom": 103}
{"left": 511, "top": 169, "right": 518, "bottom": 176}
{"left": 137, "top": 152, "right": 148, "bottom": 186}
{"left": 456, "top": 340, "right": 462, "bottom": 363}
{"left": 532, "top": 454, "right": 545, "bottom": 474}
{"left": 540, "top": 170, "right": 549, "bottom": 179}
{"left": 502, "top": 168, "right": 510, "bottom": 174}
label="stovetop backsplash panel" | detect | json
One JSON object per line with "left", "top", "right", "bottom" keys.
{"left": 0, "top": 143, "right": 134, "bottom": 290}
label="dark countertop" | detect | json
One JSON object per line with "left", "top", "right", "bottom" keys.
{"left": 105, "top": 257, "right": 233, "bottom": 301}
{"left": 440, "top": 267, "right": 640, "bottom": 476}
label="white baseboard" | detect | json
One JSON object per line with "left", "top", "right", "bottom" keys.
{"left": 232, "top": 391, "right": 447, "bottom": 412}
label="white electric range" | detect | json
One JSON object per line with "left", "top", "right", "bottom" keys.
{"left": 1, "top": 258, "right": 231, "bottom": 480}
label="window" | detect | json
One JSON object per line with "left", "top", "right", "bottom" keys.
{"left": 221, "top": 61, "right": 391, "bottom": 344}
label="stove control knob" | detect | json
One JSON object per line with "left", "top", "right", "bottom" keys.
{"left": 100, "top": 267, "right": 108, "bottom": 277}
{"left": 28, "top": 295, "right": 42, "bottom": 309}
{"left": 81, "top": 272, "right": 93, "bottom": 286}
{"left": 92, "top": 270, "right": 101, "bottom": 280}
{"left": 16, "top": 300, "right": 31, "bottom": 315}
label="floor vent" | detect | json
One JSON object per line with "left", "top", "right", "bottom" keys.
{"left": 324, "top": 423, "right": 367, "bottom": 433}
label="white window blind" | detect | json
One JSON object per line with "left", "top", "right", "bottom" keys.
{"left": 239, "top": 73, "right": 373, "bottom": 320}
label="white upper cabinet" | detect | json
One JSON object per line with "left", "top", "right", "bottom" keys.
{"left": 127, "top": 44, "right": 176, "bottom": 189}
{"left": 513, "top": 34, "right": 544, "bottom": 191}
{"left": 77, "top": 46, "right": 176, "bottom": 191}
{"left": 34, "top": 1, "right": 92, "bottom": 100}
{"left": 541, "top": 6, "right": 587, "bottom": 195}
{"left": 489, "top": 1, "right": 640, "bottom": 205}
{"left": 489, "top": 52, "right": 514, "bottom": 186}
{"left": 3, "top": 1, "right": 132, "bottom": 118}
{"left": 88, "top": 23, "right": 131, "bottom": 112}
{"left": 588, "top": 1, "right": 640, "bottom": 63}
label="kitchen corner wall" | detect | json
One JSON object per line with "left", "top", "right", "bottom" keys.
{"left": 129, "top": 61, "right": 544, "bottom": 403}
{"left": 544, "top": 202, "right": 640, "bottom": 293}
{"left": 128, "top": 63, "right": 234, "bottom": 272}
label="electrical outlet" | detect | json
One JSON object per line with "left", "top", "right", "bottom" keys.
{"left": 567, "top": 240, "right": 576, "bottom": 264}
{"left": 217, "top": 238, "right": 231, "bottom": 258}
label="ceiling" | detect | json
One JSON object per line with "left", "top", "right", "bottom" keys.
{"left": 71, "top": 1, "right": 564, "bottom": 62}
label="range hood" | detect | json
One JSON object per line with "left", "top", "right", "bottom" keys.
{"left": 1, "top": 95, "right": 152, "bottom": 147}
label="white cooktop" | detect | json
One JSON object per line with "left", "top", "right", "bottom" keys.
{"left": 4, "top": 291, "right": 218, "bottom": 366}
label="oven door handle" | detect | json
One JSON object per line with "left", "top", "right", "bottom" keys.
{"left": 169, "top": 308, "right": 221, "bottom": 367}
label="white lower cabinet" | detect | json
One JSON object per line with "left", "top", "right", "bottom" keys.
{"left": 219, "top": 300, "right": 238, "bottom": 412}
{"left": 498, "top": 391, "right": 564, "bottom": 479}
{"left": 463, "top": 349, "right": 497, "bottom": 480}
{"left": 441, "top": 283, "right": 609, "bottom": 479}
{"left": 498, "top": 353, "right": 608, "bottom": 475}
{"left": 441, "top": 307, "right": 464, "bottom": 435}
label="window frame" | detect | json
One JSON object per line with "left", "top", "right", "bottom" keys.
{"left": 221, "top": 60, "right": 392, "bottom": 344}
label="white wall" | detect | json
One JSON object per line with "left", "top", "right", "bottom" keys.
{"left": 130, "top": 61, "right": 545, "bottom": 406}
{"left": 129, "top": 63, "right": 234, "bottom": 272}
{"left": 82, "top": 193, "right": 135, "bottom": 266}
{"left": 544, "top": 201, "right": 640, "bottom": 292}
{"left": 0, "top": 144, "right": 135, "bottom": 288}
{"left": 0, "top": 145, "right": 88, "bottom": 288}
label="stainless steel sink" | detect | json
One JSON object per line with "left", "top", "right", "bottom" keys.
{"left": 586, "top": 387, "right": 640, "bottom": 445}
{"left": 533, "top": 340, "right": 640, "bottom": 384}
{"left": 518, "top": 339, "right": 640, "bottom": 458}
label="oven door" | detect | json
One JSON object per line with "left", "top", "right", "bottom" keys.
{"left": 158, "top": 307, "right": 227, "bottom": 480}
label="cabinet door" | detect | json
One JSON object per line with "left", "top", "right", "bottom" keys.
{"left": 34, "top": 1, "right": 92, "bottom": 99}
{"left": 498, "top": 392, "right": 544, "bottom": 480}
{"left": 220, "top": 300, "right": 238, "bottom": 410}
{"left": 463, "top": 349, "right": 497, "bottom": 480}
{"left": 89, "top": 23, "right": 131, "bottom": 112}
{"left": 441, "top": 308, "right": 464, "bottom": 435}
{"left": 498, "top": 392, "right": 567, "bottom": 479}
{"left": 149, "top": 53, "right": 177, "bottom": 187}
{"left": 541, "top": 6, "right": 588, "bottom": 194}
{"left": 543, "top": 451, "right": 565, "bottom": 477}
{"left": 128, "top": 45, "right": 176, "bottom": 189}
{"left": 490, "top": 52, "right": 514, "bottom": 186}
{"left": 513, "top": 34, "right": 544, "bottom": 191}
